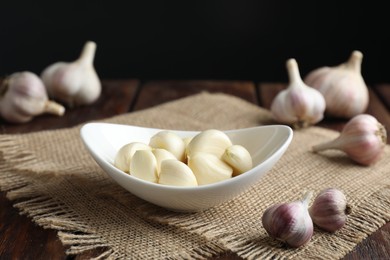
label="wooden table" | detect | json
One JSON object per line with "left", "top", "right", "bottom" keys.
{"left": 1, "top": 80, "right": 389, "bottom": 259}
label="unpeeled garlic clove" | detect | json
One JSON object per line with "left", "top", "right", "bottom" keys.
{"left": 309, "top": 188, "right": 351, "bottom": 232}
{"left": 149, "top": 131, "right": 186, "bottom": 161}
{"left": 114, "top": 142, "right": 151, "bottom": 173}
{"left": 158, "top": 159, "right": 198, "bottom": 187}
{"left": 41, "top": 41, "right": 102, "bottom": 107}
{"left": 270, "top": 58, "right": 326, "bottom": 129}
{"left": 186, "top": 129, "right": 233, "bottom": 159}
{"left": 188, "top": 152, "right": 233, "bottom": 185}
{"left": 130, "top": 150, "right": 158, "bottom": 183}
{"left": 222, "top": 145, "right": 253, "bottom": 176}
{"left": 312, "top": 114, "right": 387, "bottom": 166}
{"left": 304, "top": 50, "right": 369, "bottom": 118}
{"left": 0, "top": 71, "right": 65, "bottom": 123}
{"left": 261, "top": 191, "right": 314, "bottom": 248}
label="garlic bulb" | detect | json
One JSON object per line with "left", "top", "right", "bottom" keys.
{"left": 188, "top": 152, "right": 233, "bottom": 185}
{"left": 309, "top": 188, "right": 351, "bottom": 232}
{"left": 158, "top": 159, "right": 198, "bottom": 187}
{"left": 0, "top": 71, "right": 65, "bottom": 123}
{"left": 312, "top": 114, "right": 387, "bottom": 166}
{"left": 186, "top": 129, "right": 233, "bottom": 159}
{"left": 304, "top": 50, "right": 369, "bottom": 118}
{"left": 222, "top": 145, "right": 253, "bottom": 176}
{"left": 149, "top": 131, "right": 186, "bottom": 161}
{"left": 270, "top": 58, "right": 326, "bottom": 129}
{"left": 130, "top": 150, "right": 158, "bottom": 183}
{"left": 41, "top": 41, "right": 102, "bottom": 107}
{"left": 114, "top": 142, "right": 151, "bottom": 173}
{"left": 261, "top": 191, "right": 314, "bottom": 248}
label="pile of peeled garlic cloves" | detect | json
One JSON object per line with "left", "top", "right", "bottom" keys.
{"left": 0, "top": 41, "right": 101, "bottom": 123}
{"left": 270, "top": 50, "right": 387, "bottom": 166}
{"left": 114, "top": 129, "right": 253, "bottom": 187}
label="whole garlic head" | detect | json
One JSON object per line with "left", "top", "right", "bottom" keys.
{"left": 312, "top": 114, "right": 387, "bottom": 166}
{"left": 304, "top": 50, "right": 369, "bottom": 118}
{"left": 41, "top": 41, "right": 102, "bottom": 107}
{"left": 261, "top": 191, "right": 314, "bottom": 248}
{"left": 0, "top": 71, "right": 65, "bottom": 123}
{"left": 270, "top": 58, "right": 326, "bottom": 129}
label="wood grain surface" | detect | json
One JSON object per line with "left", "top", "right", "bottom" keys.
{"left": 0, "top": 80, "right": 389, "bottom": 259}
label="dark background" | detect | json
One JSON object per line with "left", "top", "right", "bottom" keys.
{"left": 0, "top": 1, "right": 389, "bottom": 84}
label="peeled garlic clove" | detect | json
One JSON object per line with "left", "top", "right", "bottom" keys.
{"left": 41, "top": 41, "right": 102, "bottom": 107}
{"left": 149, "top": 131, "right": 186, "bottom": 161}
{"left": 188, "top": 152, "right": 233, "bottom": 185}
{"left": 158, "top": 159, "right": 198, "bottom": 187}
{"left": 186, "top": 129, "right": 233, "bottom": 159}
{"left": 114, "top": 142, "right": 151, "bottom": 173}
{"left": 270, "top": 58, "right": 326, "bottom": 129}
{"left": 130, "top": 150, "right": 158, "bottom": 183}
{"left": 261, "top": 191, "right": 313, "bottom": 248}
{"left": 312, "top": 114, "right": 387, "bottom": 166}
{"left": 309, "top": 188, "right": 351, "bottom": 232}
{"left": 151, "top": 148, "right": 177, "bottom": 172}
{"left": 222, "top": 145, "right": 253, "bottom": 176}
{"left": 304, "top": 50, "right": 369, "bottom": 118}
{"left": 0, "top": 71, "right": 65, "bottom": 123}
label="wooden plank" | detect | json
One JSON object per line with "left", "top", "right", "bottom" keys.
{"left": 343, "top": 223, "right": 390, "bottom": 260}
{"left": 133, "top": 80, "right": 257, "bottom": 111}
{"left": 256, "top": 82, "right": 286, "bottom": 109}
{"left": 372, "top": 84, "right": 390, "bottom": 110}
{"left": 0, "top": 192, "right": 67, "bottom": 260}
{"left": 0, "top": 79, "right": 139, "bottom": 134}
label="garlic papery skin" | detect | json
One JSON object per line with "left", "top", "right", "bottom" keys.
{"left": 149, "top": 131, "right": 186, "bottom": 162}
{"left": 186, "top": 129, "right": 233, "bottom": 159}
{"left": 158, "top": 159, "right": 198, "bottom": 187}
{"left": 222, "top": 145, "right": 253, "bottom": 176}
{"left": 312, "top": 114, "right": 387, "bottom": 166}
{"left": 309, "top": 188, "right": 351, "bottom": 232}
{"left": 0, "top": 71, "right": 65, "bottom": 123}
{"left": 304, "top": 50, "right": 369, "bottom": 118}
{"left": 270, "top": 58, "right": 326, "bottom": 129}
{"left": 261, "top": 191, "right": 314, "bottom": 248}
{"left": 114, "top": 142, "right": 151, "bottom": 173}
{"left": 130, "top": 150, "right": 158, "bottom": 183}
{"left": 188, "top": 152, "right": 233, "bottom": 185}
{"left": 40, "top": 41, "right": 102, "bottom": 107}
{"left": 151, "top": 148, "right": 177, "bottom": 172}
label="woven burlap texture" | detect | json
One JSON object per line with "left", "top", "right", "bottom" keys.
{"left": 1, "top": 92, "right": 389, "bottom": 259}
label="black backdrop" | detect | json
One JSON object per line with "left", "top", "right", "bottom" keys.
{"left": 1, "top": 1, "right": 389, "bottom": 84}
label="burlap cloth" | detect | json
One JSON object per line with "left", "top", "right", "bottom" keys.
{"left": 1, "top": 92, "right": 389, "bottom": 259}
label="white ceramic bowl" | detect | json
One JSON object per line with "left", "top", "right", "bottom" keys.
{"left": 80, "top": 123, "right": 293, "bottom": 212}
